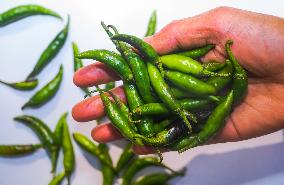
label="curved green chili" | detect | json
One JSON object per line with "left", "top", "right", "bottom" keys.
{"left": 0, "top": 4, "right": 61, "bottom": 27}
{"left": 22, "top": 65, "right": 63, "bottom": 110}
{"left": 153, "top": 118, "right": 176, "bottom": 133}
{"left": 225, "top": 40, "right": 248, "bottom": 104}
{"left": 72, "top": 42, "right": 90, "bottom": 96}
{"left": 62, "top": 118, "right": 75, "bottom": 185}
{"left": 72, "top": 132, "right": 114, "bottom": 170}
{"left": 0, "top": 144, "right": 42, "bottom": 157}
{"left": 26, "top": 16, "right": 69, "bottom": 80}
{"left": 0, "top": 79, "right": 38, "bottom": 91}
{"left": 77, "top": 49, "right": 133, "bottom": 82}
{"left": 168, "top": 90, "right": 233, "bottom": 153}
{"left": 145, "top": 10, "right": 157, "bottom": 37}
{"left": 165, "top": 70, "right": 217, "bottom": 96}
{"left": 177, "top": 44, "right": 214, "bottom": 59}
{"left": 13, "top": 115, "right": 58, "bottom": 173}
{"left": 147, "top": 62, "right": 195, "bottom": 131}
{"left": 116, "top": 143, "right": 135, "bottom": 172}
{"left": 132, "top": 169, "right": 185, "bottom": 185}
{"left": 52, "top": 112, "right": 68, "bottom": 174}
{"left": 48, "top": 171, "right": 65, "bottom": 185}
{"left": 121, "top": 157, "right": 175, "bottom": 185}
{"left": 98, "top": 87, "right": 143, "bottom": 146}
{"left": 98, "top": 144, "right": 115, "bottom": 185}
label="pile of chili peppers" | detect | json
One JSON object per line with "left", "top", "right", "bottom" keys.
{"left": 78, "top": 22, "right": 248, "bottom": 155}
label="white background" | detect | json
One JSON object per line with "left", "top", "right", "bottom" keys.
{"left": 0, "top": 0, "right": 284, "bottom": 185}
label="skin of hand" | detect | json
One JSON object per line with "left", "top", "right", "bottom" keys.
{"left": 72, "top": 7, "right": 284, "bottom": 154}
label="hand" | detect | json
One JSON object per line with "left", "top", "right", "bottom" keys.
{"left": 72, "top": 7, "right": 284, "bottom": 154}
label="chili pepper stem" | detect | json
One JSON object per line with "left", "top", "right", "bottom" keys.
{"left": 178, "top": 109, "right": 193, "bottom": 133}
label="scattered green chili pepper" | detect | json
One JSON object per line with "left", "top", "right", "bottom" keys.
{"left": 48, "top": 171, "right": 65, "bottom": 185}
{"left": 177, "top": 44, "right": 214, "bottom": 59}
{"left": 225, "top": 40, "right": 248, "bottom": 104}
{"left": 0, "top": 79, "right": 38, "bottom": 91}
{"left": 168, "top": 90, "right": 233, "bottom": 153}
{"left": 0, "top": 144, "right": 42, "bottom": 157}
{"left": 14, "top": 115, "right": 58, "bottom": 174}
{"left": 121, "top": 157, "right": 175, "bottom": 185}
{"left": 116, "top": 143, "right": 135, "bottom": 172}
{"left": 97, "top": 87, "right": 143, "bottom": 146}
{"left": 72, "top": 132, "right": 114, "bottom": 170}
{"left": 153, "top": 118, "right": 176, "bottom": 133}
{"left": 105, "top": 82, "right": 115, "bottom": 90}
{"left": 72, "top": 42, "right": 90, "bottom": 96}
{"left": 62, "top": 119, "right": 75, "bottom": 185}
{"left": 145, "top": 10, "right": 157, "bottom": 37}
{"left": 52, "top": 112, "right": 68, "bottom": 174}
{"left": 165, "top": 70, "right": 217, "bottom": 96}
{"left": 26, "top": 16, "right": 69, "bottom": 80}
{"left": 22, "top": 65, "right": 63, "bottom": 110}
{"left": 77, "top": 50, "right": 133, "bottom": 82}
{"left": 0, "top": 4, "right": 62, "bottom": 27}
{"left": 98, "top": 144, "right": 115, "bottom": 185}
{"left": 132, "top": 168, "right": 186, "bottom": 185}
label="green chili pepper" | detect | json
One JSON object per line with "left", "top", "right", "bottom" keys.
{"left": 0, "top": 4, "right": 62, "bottom": 27}
{"left": 72, "top": 42, "right": 90, "bottom": 96}
{"left": 132, "top": 169, "right": 186, "bottom": 185}
{"left": 207, "top": 59, "right": 233, "bottom": 92}
{"left": 225, "top": 40, "right": 248, "bottom": 104}
{"left": 72, "top": 132, "right": 114, "bottom": 170}
{"left": 145, "top": 10, "right": 157, "bottom": 37}
{"left": 77, "top": 50, "right": 133, "bottom": 82}
{"left": 203, "top": 61, "right": 226, "bottom": 72}
{"left": 134, "top": 120, "right": 188, "bottom": 147}
{"left": 111, "top": 34, "right": 162, "bottom": 71}
{"left": 168, "top": 90, "right": 233, "bottom": 153}
{"left": 48, "top": 171, "right": 65, "bottom": 185}
{"left": 177, "top": 44, "right": 214, "bottom": 59}
{"left": 121, "top": 157, "right": 175, "bottom": 185}
{"left": 98, "top": 144, "right": 115, "bottom": 185}
{"left": 0, "top": 144, "right": 42, "bottom": 157}
{"left": 165, "top": 70, "right": 217, "bottom": 96}
{"left": 22, "top": 65, "right": 63, "bottom": 110}
{"left": 52, "top": 112, "right": 68, "bottom": 175}
{"left": 26, "top": 16, "right": 69, "bottom": 80}
{"left": 133, "top": 98, "right": 217, "bottom": 116}
{"left": 14, "top": 115, "right": 58, "bottom": 174}
{"left": 97, "top": 87, "right": 143, "bottom": 146}
{"left": 62, "top": 119, "right": 75, "bottom": 185}
{"left": 0, "top": 79, "right": 38, "bottom": 91}
{"left": 147, "top": 62, "right": 195, "bottom": 132}
{"left": 123, "top": 83, "right": 155, "bottom": 136}
{"left": 116, "top": 143, "right": 136, "bottom": 172}
{"left": 160, "top": 54, "right": 217, "bottom": 77}
{"left": 170, "top": 86, "right": 194, "bottom": 99}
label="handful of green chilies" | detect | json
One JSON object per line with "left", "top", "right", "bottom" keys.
{"left": 77, "top": 22, "right": 247, "bottom": 155}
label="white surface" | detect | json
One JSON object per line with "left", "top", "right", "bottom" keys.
{"left": 0, "top": 0, "right": 284, "bottom": 185}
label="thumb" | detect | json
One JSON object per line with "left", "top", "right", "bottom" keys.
{"left": 144, "top": 13, "right": 216, "bottom": 55}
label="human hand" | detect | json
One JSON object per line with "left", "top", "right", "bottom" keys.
{"left": 72, "top": 7, "right": 284, "bottom": 154}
